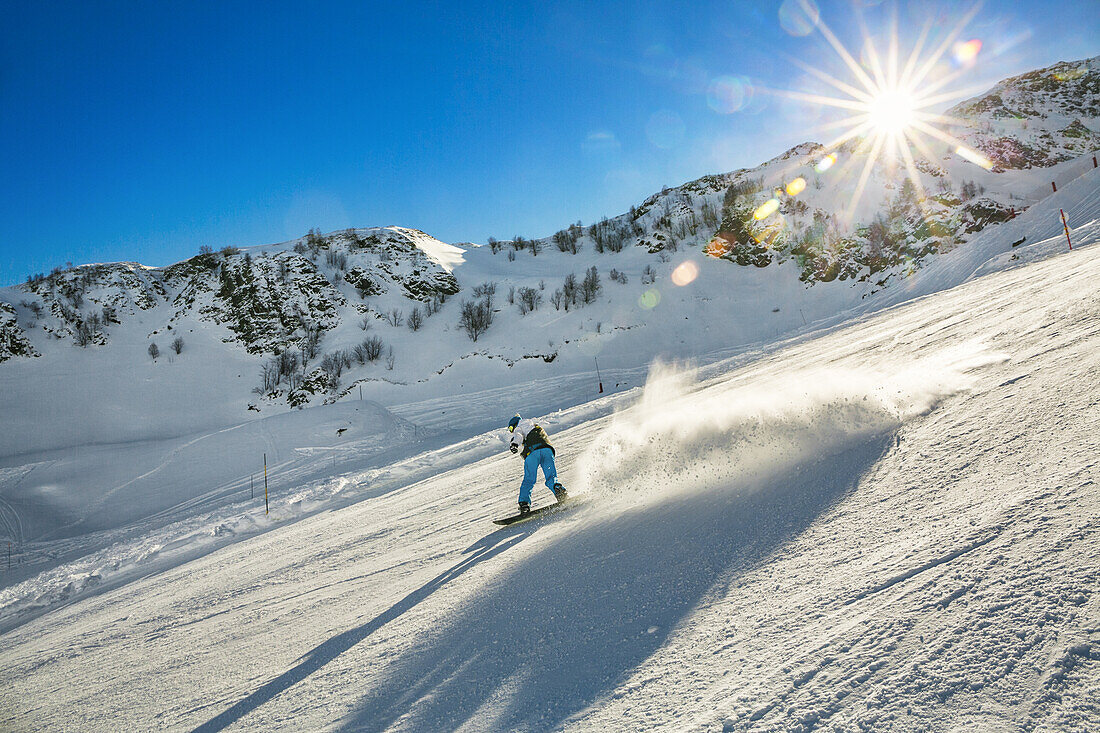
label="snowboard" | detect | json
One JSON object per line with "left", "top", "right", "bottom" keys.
{"left": 493, "top": 498, "right": 582, "bottom": 526}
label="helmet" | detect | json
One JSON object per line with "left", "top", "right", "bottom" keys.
{"left": 507, "top": 414, "right": 521, "bottom": 432}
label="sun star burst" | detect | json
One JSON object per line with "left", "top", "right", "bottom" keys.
{"left": 771, "top": 1, "right": 997, "bottom": 222}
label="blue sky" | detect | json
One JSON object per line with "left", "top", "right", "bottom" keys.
{"left": 1, "top": 0, "right": 1096, "bottom": 285}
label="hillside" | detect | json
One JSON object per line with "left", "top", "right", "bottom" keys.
{"left": 1, "top": 56, "right": 1096, "bottom": 426}
{"left": 1, "top": 189, "right": 1098, "bottom": 731}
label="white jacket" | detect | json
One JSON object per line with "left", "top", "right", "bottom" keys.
{"left": 507, "top": 418, "right": 537, "bottom": 453}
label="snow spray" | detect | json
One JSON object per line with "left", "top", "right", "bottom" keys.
{"left": 572, "top": 343, "right": 1004, "bottom": 511}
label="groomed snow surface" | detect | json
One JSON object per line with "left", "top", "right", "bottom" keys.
{"left": 1, "top": 170, "right": 1099, "bottom": 731}
{"left": 2, "top": 234, "right": 1099, "bottom": 730}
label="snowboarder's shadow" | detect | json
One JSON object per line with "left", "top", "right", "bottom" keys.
{"left": 192, "top": 524, "right": 539, "bottom": 733}
{"left": 339, "top": 436, "right": 893, "bottom": 732}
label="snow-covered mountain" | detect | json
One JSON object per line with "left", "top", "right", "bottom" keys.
{"left": 948, "top": 56, "right": 1100, "bottom": 169}
{"left": 2, "top": 58, "right": 1096, "bottom": 419}
{"left": 1, "top": 166, "right": 1098, "bottom": 732}
{"left": 1, "top": 54, "right": 1100, "bottom": 732}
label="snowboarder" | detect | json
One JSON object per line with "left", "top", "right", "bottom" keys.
{"left": 507, "top": 414, "right": 567, "bottom": 514}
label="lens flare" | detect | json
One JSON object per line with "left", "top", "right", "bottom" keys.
{"left": 786, "top": 177, "right": 807, "bottom": 196}
{"left": 1054, "top": 66, "right": 1086, "bottom": 82}
{"left": 779, "top": 0, "right": 820, "bottom": 37}
{"left": 639, "top": 289, "right": 662, "bottom": 309}
{"left": 814, "top": 153, "right": 837, "bottom": 173}
{"left": 707, "top": 76, "right": 748, "bottom": 114}
{"left": 671, "top": 260, "right": 699, "bottom": 286}
{"left": 952, "top": 39, "right": 982, "bottom": 65}
{"left": 754, "top": 198, "right": 780, "bottom": 220}
{"left": 706, "top": 237, "right": 731, "bottom": 258}
{"left": 954, "top": 145, "right": 993, "bottom": 170}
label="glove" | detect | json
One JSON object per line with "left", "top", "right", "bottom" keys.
{"left": 509, "top": 443, "right": 519, "bottom": 454}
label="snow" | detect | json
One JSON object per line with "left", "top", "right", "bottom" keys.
{"left": 2, "top": 54, "right": 1099, "bottom": 728}
{"left": 2, "top": 173, "right": 1099, "bottom": 729}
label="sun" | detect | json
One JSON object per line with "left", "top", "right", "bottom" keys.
{"left": 766, "top": 2, "right": 997, "bottom": 220}
{"left": 866, "top": 87, "right": 918, "bottom": 136}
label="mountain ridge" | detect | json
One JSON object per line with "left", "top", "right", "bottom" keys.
{"left": 1, "top": 55, "right": 1097, "bottom": 416}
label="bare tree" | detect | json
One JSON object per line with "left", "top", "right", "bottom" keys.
{"left": 562, "top": 273, "right": 578, "bottom": 308}
{"left": 459, "top": 299, "right": 493, "bottom": 342}
{"left": 320, "top": 352, "right": 344, "bottom": 381}
{"left": 516, "top": 286, "right": 542, "bottom": 315}
{"left": 171, "top": 336, "right": 185, "bottom": 354}
{"left": 363, "top": 336, "right": 385, "bottom": 361}
{"left": 148, "top": 342, "right": 160, "bottom": 360}
{"left": 472, "top": 282, "right": 497, "bottom": 310}
{"left": 277, "top": 349, "right": 299, "bottom": 379}
{"left": 385, "top": 308, "right": 404, "bottom": 327}
{"left": 407, "top": 306, "right": 424, "bottom": 331}
{"left": 75, "top": 322, "right": 94, "bottom": 347}
{"left": 301, "top": 325, "right": 323, "bottom": 361}
{"left": 581, "top": 266, "right": 601, "bottom": 304}
{"left": 261, "top": 359, "right": 279, "bottom": 393}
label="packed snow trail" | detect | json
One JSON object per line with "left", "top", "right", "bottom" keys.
{"left": 2, "top": 241, "right": 1098, "bottom": 731}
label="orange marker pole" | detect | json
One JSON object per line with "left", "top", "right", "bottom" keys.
{"left": 1061, "top": 209, "right": 1072, "bottom": 250}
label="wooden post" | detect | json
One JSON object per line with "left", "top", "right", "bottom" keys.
{"left": 1061, "top": 209, "right": 1072, "bottom": 250}
{"left": 1093, "top": 155, "right": 1097, "bottom": 168}
{"left": 595, "top": 357, "right": 604, "bottom": 394}
{"left": 1052, "top": 181, "right": 1057, "bottom": 193}
{"left": 359, "top": 384, "right": 363, "bottom": 401}
{"left": 264, "top": 454, "right": 269, "bottom": 515}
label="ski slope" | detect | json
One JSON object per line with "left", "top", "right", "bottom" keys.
{"left": 2, "top": 181, "right": 1099, "bottom": 730}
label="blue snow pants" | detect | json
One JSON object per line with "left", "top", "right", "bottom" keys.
{"left": 518, "top": 447, "right": 557, "bottom": 504}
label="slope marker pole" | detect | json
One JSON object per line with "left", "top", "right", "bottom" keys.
{"left": 264, "top": 454, "right": 269, "bottom": 515}
{"left": 1061, "top": 209, "right": 1072, "bottom": 250}
{"left": 595, "top": 357, "right": 604, "bottom": 394}
{"left": 250, "top": 474, "right": 254, "bottom": 500}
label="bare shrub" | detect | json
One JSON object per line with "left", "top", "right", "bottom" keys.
{"left": 581, "top": 266, "right": 601, "bottom": 304}
{"left": 459, "top": 299, "right": 493, "bottom": 342}
{"left": 516, "top": 286, "right": 542, "bottom": 315}
{"left": 363, "top": 336, "right": 384, "bottom": 361}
